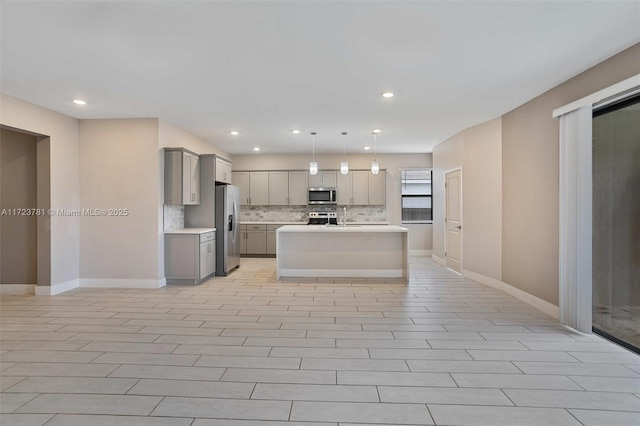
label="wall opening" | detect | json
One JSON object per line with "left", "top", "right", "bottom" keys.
{"left": 592, "top": 94, "right": 640, "bottom": 352}
{"left": 0, "top": 126, "right": 51, "bottom": 291}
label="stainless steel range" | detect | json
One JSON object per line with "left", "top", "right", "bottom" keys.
{"left": 307, "top": 211, "right": 337, "bottom": 225}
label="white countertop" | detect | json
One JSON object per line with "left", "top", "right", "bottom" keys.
{"left": 277, "top": 224, "right": 407, "bottom": 233}
{"left": 242, "top": 221, "right": 389, "bottom": 225}
{"left": 164, "top": 227, "right": 216, "bottom": 235}
{"left": 241, "top": 221, "right": 306, "bottom": 225}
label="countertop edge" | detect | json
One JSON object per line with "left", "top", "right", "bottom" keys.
{"left": 277, "top": 225, "right": 408, "bottom": 233}
{"left": 164, "top": 228, "right": 216, "bottom": 235}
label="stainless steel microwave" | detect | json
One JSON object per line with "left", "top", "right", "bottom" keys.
{"left": 308, "top": 188, "right": 337, "bottom": 205}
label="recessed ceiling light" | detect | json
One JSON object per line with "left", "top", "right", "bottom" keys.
{"left": 363, "top": 146, "right": 371, "bottom": 150}
{"left": 381, "top": 91, "right": 394, "bottom": 98}
{"left": 73, "top": 99, "right": 86, "bottom": 105}
{"left": 291, "top": 129, "right": 300, "bottom": 134}
{"left": 253, "top": 147, "right": 260, "bottom": 151}
{"left": 230, "top": 131, "right": 239, "bottom": 136}
{"left": 372, "top": 129, "right": 382, "bottom": 134}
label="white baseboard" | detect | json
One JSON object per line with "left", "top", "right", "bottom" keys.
{"left": 279, "top": 269, "right": 404, "bottom": 278}
{"left": 410, "top": 250, "right": 433, "bottom": 256}
{"left": 0, "top": 284, "right": 36, "bottom": 295}
{"left": 431, "top": 254, "right": 445, "bottom": 266}
{"left": 35, "top": 279, "right": 80, "bottom": 296}
{"left": 462, "top": 268, "right": 560, "bottom": 319}
{"left": 80, "top": 278, "right": 167, "bottom": 289}
{"left": 31, "top": 277, "right": 167, "bottom": 296}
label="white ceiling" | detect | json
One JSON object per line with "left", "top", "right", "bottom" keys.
{"left": 1, "top": 1, "right": 638, "bottom": 155}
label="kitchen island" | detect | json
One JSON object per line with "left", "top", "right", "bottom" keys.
{"left": 276, "top": 225, "right": 409, "bottom": 282}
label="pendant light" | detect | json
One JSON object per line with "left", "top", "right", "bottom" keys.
{"left": 340, "top": 132, "right": 349, "bottom": 175}
{"left": 371, "top": 130, "right": 380, "bottom": 174}
{"left": 309, "top": 132, "right": 318, "bottom": 175}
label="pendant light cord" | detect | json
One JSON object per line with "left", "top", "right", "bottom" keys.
{"left": 373, "top": 133, "right": 378, "bottom": 161}
{"left": 342, "top": 132, "right": 347, "bottom": 158}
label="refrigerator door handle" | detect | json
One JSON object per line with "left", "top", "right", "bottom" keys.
{"left": 232, "top": 200, "right": 238, "bottom": 239}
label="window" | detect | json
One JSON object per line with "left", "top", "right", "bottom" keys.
{"left": 401, "top": 169, "right": 432, "bottom": 223}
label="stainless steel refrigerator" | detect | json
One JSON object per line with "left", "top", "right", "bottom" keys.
{"left": 215, "top": 185, "right": 241, "bottom": 275}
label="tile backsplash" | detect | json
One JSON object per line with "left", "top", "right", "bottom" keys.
{"left": 163, "top": 204, "right": 184, "bottom": 231}
{"left": 165, "top": 204, "right": 386, "bottom": 229}
{"left": 239, "top": 205, "right": 386, "bottom": 223}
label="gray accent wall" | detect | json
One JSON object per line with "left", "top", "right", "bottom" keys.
{"left": 0, "top": 128, "right": 37, "bottom": 284}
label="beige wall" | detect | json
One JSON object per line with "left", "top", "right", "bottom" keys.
{"left": 463, "top": 118, "right": 502, "bottom": 280}
{"left": 0, "top": 129, "right": 37, "bottom": 284}
{"left": 432, "top": 132, "right": 463, "bottom": 260}
{"left": 79, "top": 119, "right": 162, "bottom": 280}
{"left": 433, "top": 118, "right": 502, "bottom": 281}
{"left": 502, "top": 43, "right": 640, "bottom": 305}
{"left": 233, "top": 153, "right": 433, "bottom": 251}
{"left": 0, "top": 94, "right": 80, "bottom": 288}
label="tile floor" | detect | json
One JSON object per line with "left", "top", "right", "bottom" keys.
{"left": 1, "top": 256, "right": 639, "bottom": 426}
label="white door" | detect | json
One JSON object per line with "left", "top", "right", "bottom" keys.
{"left": 445, "top": 169, "right": 462, "bottom": 273}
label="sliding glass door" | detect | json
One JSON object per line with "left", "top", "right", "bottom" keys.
{"left": 592, "top": 94, "right": 640, "bottom": 352}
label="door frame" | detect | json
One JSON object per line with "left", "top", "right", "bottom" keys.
{"left": 444, "top": 166, "right": 463, "bottom": 274}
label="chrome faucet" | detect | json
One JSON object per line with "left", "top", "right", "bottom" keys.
{"left": 343, "top": 207, "right": 347, "bottom": 227}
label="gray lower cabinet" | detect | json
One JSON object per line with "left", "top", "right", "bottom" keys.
{"left": 240, "top": 225, "right": 247, "bottom": 254}
{"left": 240, "top": 223, "right": 284, "bottom": 256}
{"left": 266, "top": 224, "right": 284, "bottom": 255}
{"left": 165, "top": 231, "right": 215, "bottom": 284}
{"left": 246, "top": 224, "right": 267, "bottom": 254}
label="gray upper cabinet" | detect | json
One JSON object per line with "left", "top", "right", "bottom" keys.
{"left": 288, "top": 171, "right": 309, "bottom": 205}
{"left": 232, "top": 171, "right": 269, "bottom": 206}
{"left": 336, "top": 170, "right": 386, "bottom": 206}
{"left": 270, "top": 171, "right": 308, "bottom": 206}
{"left": 308, "top": 171, "right": 337, "bottom": 188}
{"left": 268, "top": 171, "right": 289, "bottom": 205}
{"left": 233, "top": 169, "right": 383, "bottom": 207}
{"left": 165, "top": 148, "right": 200, "bottom": 205}
{"left": 232, "top": 171, "right": 250, "bottom": 205}
{"left": 215, "top": 157, "right": 232, "bottom": 184}
{"left": 368, "top": 170, "right": 386, "bottom": 205}
{"left": 336, "top": 172, "right": 352, "bottom": 205}
{"left": 249, "top": 172, "right": 269, "bottom": 205}
{"left": 351, "top": 171, "right": 369, "bottom": 205}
